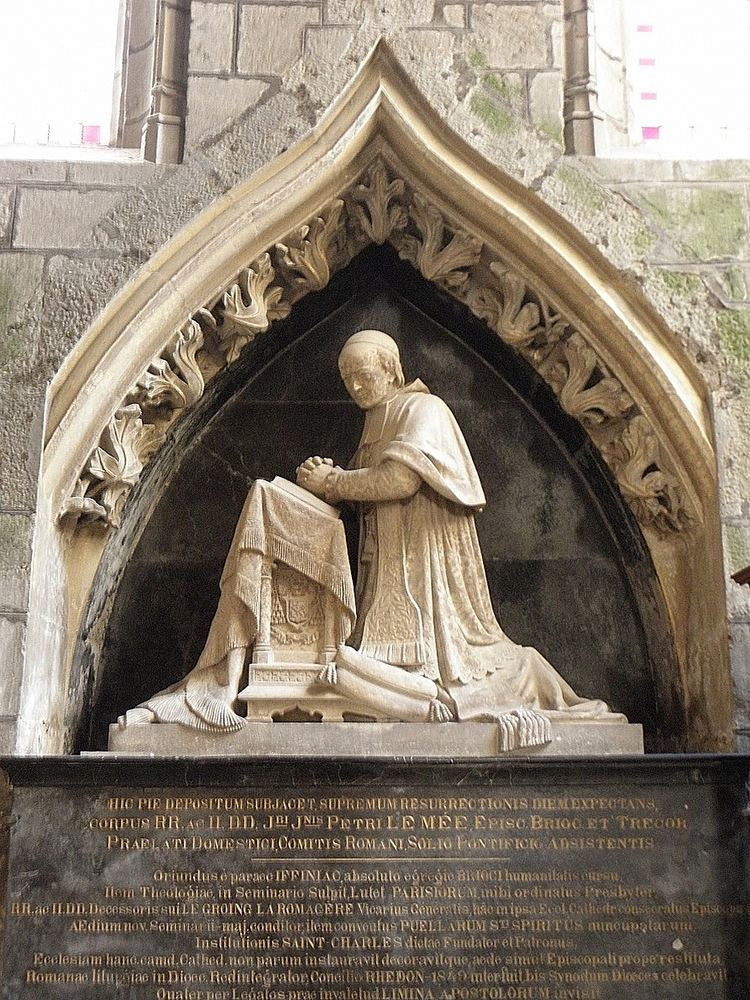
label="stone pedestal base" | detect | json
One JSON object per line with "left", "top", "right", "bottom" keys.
{"left": 105, "top": 720, "right": 644, "bottom": 756}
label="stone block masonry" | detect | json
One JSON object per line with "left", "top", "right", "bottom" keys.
{"left": 189, "top": 1, "right": 235, "bottom": 73}
{"left": 182, "top": 1, "right": 566, "bottom": 148}
{"left": 186, "top": 76, "right": 269, "bottom": 144}
{"left": 14, "top": 189, "right": 125, "bottom": 251}
{"left": 237, "top": 5, "right": 320, "bottom": 76}
{"left": 0, "top": 158, "right": 165, "bottom": 758}
{"left": 472, "top": 3, "right": 558, "bottom": 68}
{"left": 0, "top": 188, "right": 14, "bottom": 248}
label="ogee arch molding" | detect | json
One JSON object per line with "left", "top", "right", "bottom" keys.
{"left": 22, "top": 41, "right": 730, "bottom": 753}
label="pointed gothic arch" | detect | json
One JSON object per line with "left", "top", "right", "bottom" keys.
{"left": 21, "top": 41, "right": 730, "bottom": 754}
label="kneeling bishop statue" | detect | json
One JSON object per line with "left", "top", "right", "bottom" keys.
{"left": 125, "top": 330, "right": 625, "bottom": 749}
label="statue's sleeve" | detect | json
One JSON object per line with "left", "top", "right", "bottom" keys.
{"left": 324, "top": 461, "right": 421, "bottom": 503}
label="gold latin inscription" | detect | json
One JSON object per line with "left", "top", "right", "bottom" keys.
{"left": 5, "top": 790, "right": 743, "bottom": 998}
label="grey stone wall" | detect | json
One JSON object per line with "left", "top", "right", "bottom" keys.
{"left": 184, "top": 0, "right": 564, "bottom": 147}
{"left": 585, "top": 158, "right": 750, "bottom": 748}
{"left": 0, "top": 0, "right": 748, "bottom": 752}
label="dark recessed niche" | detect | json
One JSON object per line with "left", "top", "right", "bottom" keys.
{"left": 75, "top": 246, "right": 679, "bottom": 751}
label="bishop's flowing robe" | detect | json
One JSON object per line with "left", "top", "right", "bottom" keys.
{"left": 324, "top": 380, "right": 623, "bottom": 725}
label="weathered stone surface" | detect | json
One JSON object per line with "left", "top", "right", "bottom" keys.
{"left": 40, "top": 255, "right": 136, "bottom": 376}
{"left": 0, "top": 383, "right": 45, "bottom": 509}
{"left": 674, "top": 160, "right": 750, "bottom": 182}
{"left": 538, "top": 160, "right": 651, "bottom": 269}
{"left": 634, "top": 186, "right": 749, "bottom": 261}
{"left": 0, "top": 160, "right": 66, "bottom": 183}
{"left": 726, "top": 525, "right": 750, "bottom": 579}
{"left": 442, "top": 5, "right": 466, "bottom": 27}
{"left": 117, "top": 43, "right": 155, "bottom": 134}
{"left": 237, "top": 5, "right": 319, "bottom": 76}
{"left": 67, "top": 159, "right": 167, "bottom": 187}
{"left": 189, "top": 0, "right": 235, "bottom": 73}
{"left": 127, "top": 0, "right": 157, "bottom": 50}
{"left": 0, "top": 253, "right": 44, "bottom": 369}
{"left": 529, "top": 70, "right": 563, "bottom": 139}
{"left": 390, "top": 29, "right": 457, "bottom": 83}
{"left": 716, "top": 266, "right": 748, "bottom": 303}
{"left": 0, "top": 617, "right": 25, "bottom": 715}
{"left": 327, "top": 0, "right": 432, "bottom": 22}
{"left": 596, "top": 51, "right": 626, "bottom": 121}
{"left": 14, "top": 188, "right": 124, "bottom": 250}
{"left": 549, "top": 6, "right": 563, "bottom": 66}
{"left": 714, "top": 390, "right": 750, "bottom": 519}
{"left": 186, "top": 76, "right": 269, "bottom": 145}
{"left": 0, "top": 187, "right": 13, "bottom": 246}
{"left": 730, "top": 624, "right": 750, "bottom": 729}
{"left": 587, "top": 157, "right": 676, "bottom": 182}
{"left": 472, "top": 4, "right": 550, "bottom": 67}
{"left": 0, "top": 514, "right": 32, "bottom": 613}
{"left": 304, "top": 25, "right": 356, "bottom": 64}
{"left": 108, "top": 720, "right": 644, "bottom": 755}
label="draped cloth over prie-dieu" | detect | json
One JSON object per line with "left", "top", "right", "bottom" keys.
{"left": 140, "top": 479, "right": 356, "bottom": 731}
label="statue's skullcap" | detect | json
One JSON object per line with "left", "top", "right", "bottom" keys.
{"left": 340, "top": 330, "right": 401, "bottom": 360}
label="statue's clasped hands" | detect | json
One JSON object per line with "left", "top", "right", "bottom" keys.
{"left": 296, "top": 455, "right": 336, "bottom": 497}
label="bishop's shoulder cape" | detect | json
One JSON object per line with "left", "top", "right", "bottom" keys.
{"left": 359, "top": 380, "right": 486, "bottom": 509}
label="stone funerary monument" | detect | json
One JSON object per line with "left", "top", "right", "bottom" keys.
{"left": 0, "top": 6, "right": 747, "bottom": 998}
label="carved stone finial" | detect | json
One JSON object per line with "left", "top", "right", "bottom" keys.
{"left": 490, "top": 265, "right": 542, "bottom": 349}
{"left": 349, "top": 159, "right": 407, "bottom": 245}
{"left": 545, "top": 332, "right": 633, "bottom": 428}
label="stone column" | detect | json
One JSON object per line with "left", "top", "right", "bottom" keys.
{"left": 563, "top": 0, "right": 604, "bottom": 154}
{"left": 112, "top": 0, "right": 158, "bottom": 149}
{"left": 142, "top": 0, "right": 190, "bottom": 163}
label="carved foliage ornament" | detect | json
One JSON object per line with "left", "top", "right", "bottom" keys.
{"left": 220, "top": 253, "right": 290, "bottom": 364}
{"left": 136, "top": 317, "right": 205, "bottom": 409}
{"left": 61, "top": 156, "right": 690, "bottom": 536}
{"left": 64, "top": 405, "right": 164, "bottom": 528}
{"left": 397, "top": 192, "right": 482, "bottom": 290}
{"left": 349, "top": 159, "right": 407, "bottom": 246}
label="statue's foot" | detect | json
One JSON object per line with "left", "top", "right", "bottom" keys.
{"left": 428, "top": 698, "right": 454, "bottom": 722}
{"left": 118, "top": 707, "right": 157, "bottom": 727}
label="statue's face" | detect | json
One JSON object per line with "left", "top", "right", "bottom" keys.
{"left": 339, "top": 346, "right": 396, "bottom": 410}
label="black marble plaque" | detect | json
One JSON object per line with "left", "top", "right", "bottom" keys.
{"left": 1, "top": 758, "right": 748, "bottom": 999}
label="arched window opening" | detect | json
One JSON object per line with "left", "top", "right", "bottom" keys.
{"left": 566, "top": 0, "right": 750, "bottom": 158}
{"left": 0, "top": 0, "right": 124, "bottom": 149}
{"left": 622, "top": 0, "right": 750, "bottom": 158}
{"left": 0, "top": 0, "right": 187, "bottom": 162}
